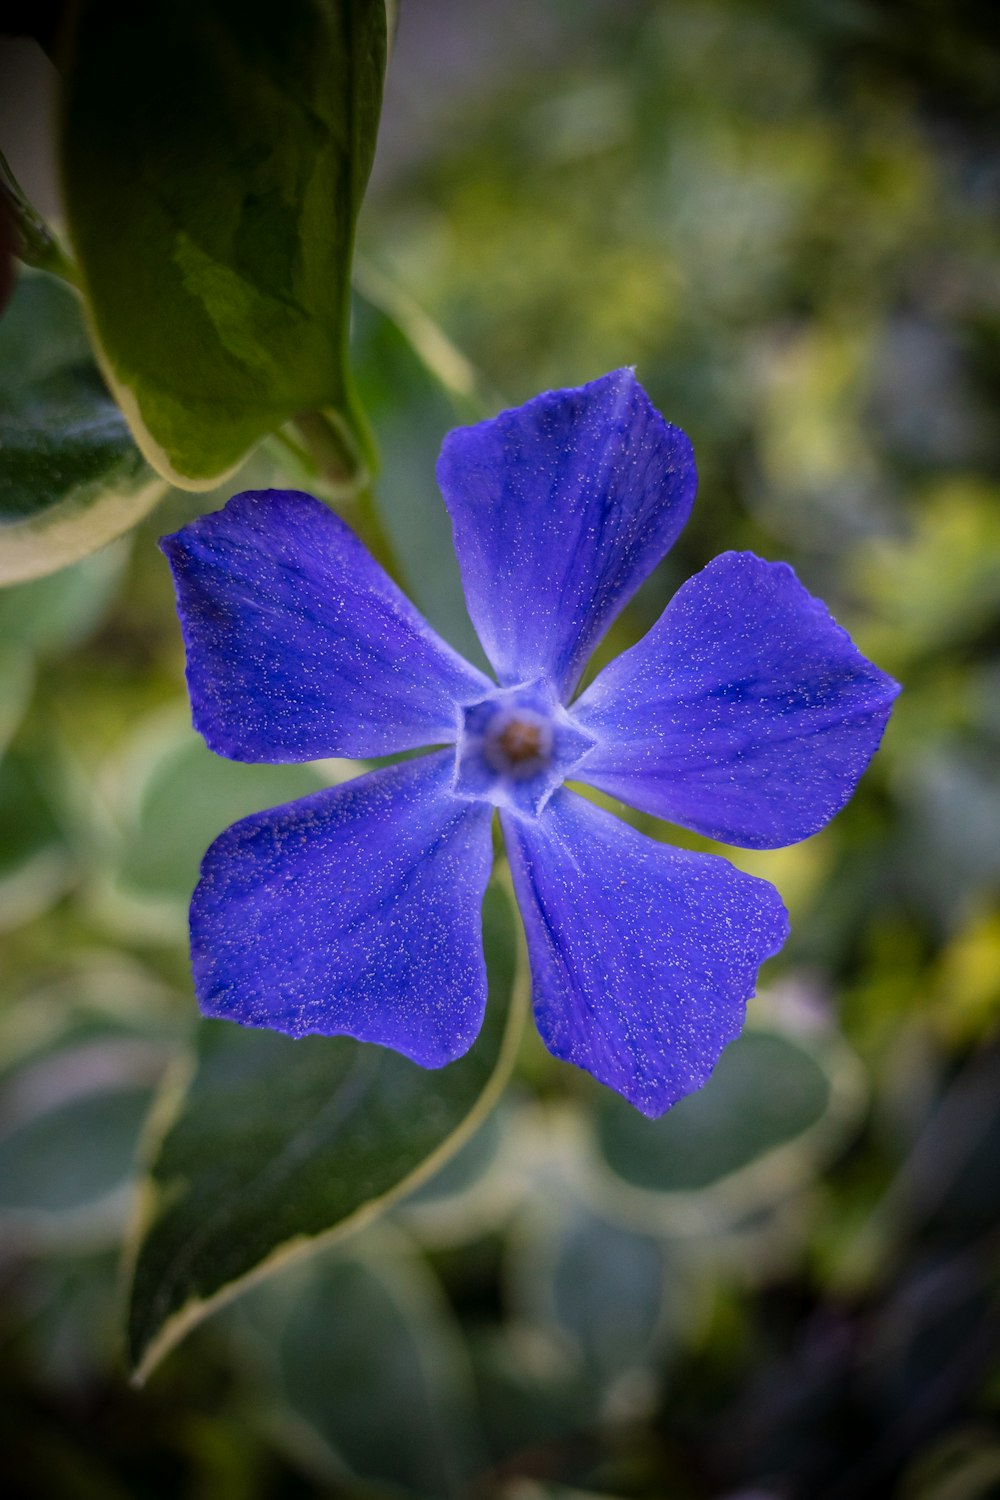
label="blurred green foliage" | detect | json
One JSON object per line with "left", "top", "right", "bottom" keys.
{"left": 2, "top": 0, "right": 1000, "bottom": 1495}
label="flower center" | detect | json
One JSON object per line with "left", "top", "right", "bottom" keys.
{"left": 453, "top": 682, "right": 596, "bottom": 818}
{"left": 497, "top": 718, "right": 543, "bottom": 765}
{"left": 482, "top": 708, "right": 553, "bottom": 779}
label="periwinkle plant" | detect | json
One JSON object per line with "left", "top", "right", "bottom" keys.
{"left": 161, "top": 369, "right": 898, "bottom": 1118}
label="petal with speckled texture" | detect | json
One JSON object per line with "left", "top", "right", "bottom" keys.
{"left": 160, "top": 490, "right": 491, "bottom": 763}
{"left": 437, "top": 370, "right": 696, "bottom": 700}
{"left": 574, "top": 552, "right": 901, "bottom": 850}
{"left": 190, "top": 752, "right": 494, "bottom": 1066}
{"left": 503, "top": 790, "right": 789, "bottom": 1117}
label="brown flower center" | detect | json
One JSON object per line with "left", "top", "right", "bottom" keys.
{"left": 497, "top": 718, "right": 544, "bottom": 765}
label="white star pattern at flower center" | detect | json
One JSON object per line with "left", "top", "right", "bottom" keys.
{"left": 452, "top": 681, "right": 596, "bottom": 818}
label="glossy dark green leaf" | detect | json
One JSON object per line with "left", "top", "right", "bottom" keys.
{"left": 126, "top": 883, "right": 526, "bottom": 1380}
{"left": 0, "top": 147, "right": 77, "bottom": 284}
{"left": 60, "top": 0, "right": 387, "bottom": 486}
{"left": 403, "top": 1108, "right": 504, "bottom": 1209}
{"left": 0, "top": 271, "right": 163, "bottom": 583}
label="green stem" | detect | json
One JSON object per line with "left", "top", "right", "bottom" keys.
{"left": 0, "top": 150, "right": 80, "bottom": 286}
{"left": 352, "top": 479, "right": 401, "bottom": 582}
{"left": 292, "top": 408, "right": 402, "bottom": 582}
{"left": 292, "top": 407, "right": 367, "bottom": 492}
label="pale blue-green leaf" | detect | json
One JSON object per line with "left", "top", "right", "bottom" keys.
{"left": 513, "top": 1200, "right": 673, "bottom": 1392}
{"left": 592, "top": 1016, "right": 866, "bottom": 1227}
{"left": 273, "top": 1245, "right": 485, "bottom": 1497}
{"left": 0, "top": 749, "right": 75, "bottom": 932}
{"left": 117, "top": 728, "right": 338, "bottom": 905}
{"left": 0, "top": 543, "right": 126, "bottom": 654}
{"left": 899, "top": 745, "right": 1000, "bottom": 933}
{"left": 0, "top": 1038, "right": 166, "bottom": 1244}
{"left": 94, "top": 714, "right": 347, "bottom": 943}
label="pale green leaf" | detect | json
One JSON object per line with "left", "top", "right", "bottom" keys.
{"left": 0, "top": 544, "right": 126, "bottom": 653}
{"left": 514, "top": 1201, "right": 673, "bottom": 1389}
{"left": 0, "top": 644, "right": 33, "bottom": 756}
{"left": 0, "top": 750, "right": 76, "bottom": 932}
{"left": 0, "top": 271, "right": 165, "bottom": 584}
{"left": 95, "top": 714, "right": 349, "bottom": 943}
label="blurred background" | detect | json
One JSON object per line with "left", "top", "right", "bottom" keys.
{"left": 2, "top": 1, "right": 1000, "bottom": 1495}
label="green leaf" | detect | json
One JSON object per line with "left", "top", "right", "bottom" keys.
{"left": 95, "top": 712, "right": 350, "bottom": 947}
{"left": 262, "top": 1241, "right": 485, "bottom": 1497}
{"left": 60, "top": 0, "right": 387, "bottom": 487}
{"left": 0, "top": 545, "right": 126, "bottom": 654}
{"left": 599, "top": 1030, "right": 830, "bottom": 1193}
{"left": 899, "top": 745, "right": 1000, "bottom": 932}
{"left": 105, "top": 718, "right": 341, "bottom": 932}
{"left": 0, "top": 749, "right": 76, "bottom": 932}
{"left": 0, "top": 271, "right": 165, "bottom": 583}
{"left": 0, "top": 1056, "right": 158, "bottom": 1241}
{"left": 396, "top": 1108, "right": 516, "bottom": 1249}
{"left": 513, "top": 1201, "right": 673, "bottom": 1390}
{"left": 351, "top": 273, "right": 499, "bottom": 665}
{"left": 0, "top": 644, "right": 33, "bottom": 757}
{"left": 125, "top": 883, "right": 527, "bottom": 1382}
{"left": 592, "top": 1016, "right": 866, "bottom": 1225}
{"left": 0, "top": 148, "right": 79, "bottom": 284}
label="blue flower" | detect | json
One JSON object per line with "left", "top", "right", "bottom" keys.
{"left": 160, "top": 370, "right": 899, "bottom": 1117}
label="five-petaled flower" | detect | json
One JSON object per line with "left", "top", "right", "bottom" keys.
{"left": 161, "top": 370, "right": 898, "bottom": 1117}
